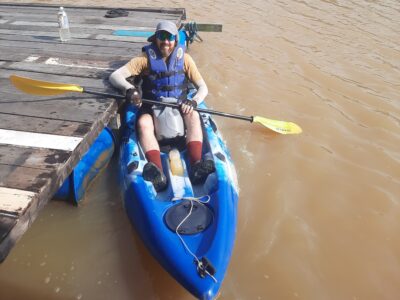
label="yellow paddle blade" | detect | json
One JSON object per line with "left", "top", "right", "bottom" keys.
{"left": 9, "top": 75, "right": 84, "bottom": 96}
{"left": 253, "top": 116, "right": 302, "bottom": 134}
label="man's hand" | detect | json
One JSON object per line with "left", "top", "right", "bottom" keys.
{"left": 180, "top": 99, "right": 197, "bottom": 115}
{"left": 126, "top": 88, "right": 142, "bottom": 107}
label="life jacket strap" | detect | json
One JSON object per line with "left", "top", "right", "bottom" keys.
{"left": 158, "top": 84, "right": 187, "bottom": 92}
{"left": 149, "top": 70, "right": 185, "bottom": 79}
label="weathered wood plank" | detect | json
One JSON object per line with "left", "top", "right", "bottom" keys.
{"left": 0, "top": 47, "right": 133, "bottom": 65}
{"left": 0, "top": 97, "right": 112, "bottom": 124}
{"left": 0, "top": 4, "right": 185, "bottom": 19}
{"left": 0, "top": 164, "right": 56, "bottom": 193}
{"left": 0, "top": 70, "right": 118, "bottom": 90}
{"left": 0, "top": 145, "right": 71, "bottom": 169}
{"left": 0, "top": 129, "right": 83, "bottom": 151}
{"left": 5, "top": 61, "right": 113, "bottom": 80}
{"left": 0, "top": 112, "right": 92, "bottom": 136}
{"left": 0, "top": 29, "right": 149, "bottom": 44}
{"left": 5, "top": 20, "right": 173, "bottom": 32}
{"left": 0, "top": 4, "right": 185, "bottom": 15}
{"left": 0, "top": 39, "right": 138, "bottom": 56}
{"left": 0, "top": 187, "right": 36, "bottom": 215}
{"left": 1, "top": 96, "right": 114, "bottom": 123}
{"left": 0, "top": 30, "right": 145, "bottom": 48}
{"left": 0, "top": 28, "right": 93, "bottom": 39}
{"left": 0, "top": 9, "right": 179, "bottom": 25}
{"left": 184, "top": 23, "right": 223, "bottom": 32}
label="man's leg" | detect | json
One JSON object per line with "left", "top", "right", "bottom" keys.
{"left": 137, "top": 113, "right": 162, "bottom": 170}
{"left": 184, "top": 111, "right": 203, "bottom": 165}
{"left": 137, "top": 113, "right": 167, "bottom": 191}
{"left": 183, "top": 111, "right": 215, "bottom": 184}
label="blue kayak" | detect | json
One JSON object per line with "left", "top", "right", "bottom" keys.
{"left": 119, "top": 102, "right": 239, "bottom": 299}
{"left": 54, "top": 127, "right": 115, "bottom": 204}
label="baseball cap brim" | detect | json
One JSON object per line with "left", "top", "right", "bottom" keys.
{"left": 147, "top": 20, "right": 178, "bottom": 42}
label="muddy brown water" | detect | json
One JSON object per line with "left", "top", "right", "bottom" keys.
{"left": 1, "top": 1, "right": 400, "bottom": 299}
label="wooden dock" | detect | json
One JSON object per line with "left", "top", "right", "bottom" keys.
{"left": 0, "top": 3, "right": 185, "bottom": 262}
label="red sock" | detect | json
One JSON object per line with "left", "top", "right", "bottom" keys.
{"left": 187, "top": 141, "right": 202, "bottom": 165}
{"left": 145, "top": 150, "right": 162, "bottom": 171}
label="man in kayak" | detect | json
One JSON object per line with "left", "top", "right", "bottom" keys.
{"left": 109, "top": 20, "right": 215, "bottom": 191}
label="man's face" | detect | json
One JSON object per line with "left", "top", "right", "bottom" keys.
{"left": 155, "top": 31, "right": 176, "bottom": 58}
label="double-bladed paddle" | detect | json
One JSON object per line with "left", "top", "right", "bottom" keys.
{"left": 9, "top": 75, "right": 302, "bottom": 135}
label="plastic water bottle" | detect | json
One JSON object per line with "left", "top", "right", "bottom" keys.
{"left": 58, "top": 7, "right": 71, "bottom": 42}
{"left": 169, "top": 149, "right": 184, "bottom": 176}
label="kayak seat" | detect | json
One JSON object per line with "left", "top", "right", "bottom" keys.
{"left": 159, "top": 136, "right": 186, "bottom": 153}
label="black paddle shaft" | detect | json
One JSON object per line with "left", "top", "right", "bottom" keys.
{"left": 84, "top": 89, "right": 254, "bottom": 123}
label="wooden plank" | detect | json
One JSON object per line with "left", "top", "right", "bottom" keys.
{"left": 184, "top": 23, "right": 223, "bottom": 32}
{"left": 0, "top": 39, "right": 137, "bottom": 56}
{"left": 5, "top": 61, "right": 113, "bottom": 80}
{"left": 0, "top": 164, "right": 56, "bottom": 193}
{"left": 0, "top": 47, "right": 134, "bottom": 64}
{"left": 0, "top": 97, "right": 112, "bottom": 124}
{"left": 0, "top": 112, "right": 92, "bottom": 136}
{"left": 0, "top": 30, "right": 142, "bottom": 48}
{"left": 0, "top": 29, "right": 148, "bottom": 46}
{"left": 0, "top": 3, "right": 185, "bottom": 19}
{"left": 0, "top": 70, "right": 117, "bottom": 91}
{"left": 0, "top": 129, "right": 83, "bottom": 151}
{"left": 0, "top": 187, "right": 36, "bottom": 215}
{"left": 0, "top": 9, "right": 179, "bottom": 25}
{"left": 8, "top": 20, "right": 157, "bottom": 32}
{"left": 0, "top": 6, "right": 183, "bottom": 31}
{"left": 0, "top": 145, "right": 71, "bottom": 169}
{"left": 0, "top": 28, "right": 93, "bottom": 39}
{"left": 0, "top": 98, "right": 113, "bottom": 125}
{"left": 1, "top": 50, "right": 135, "bottom": 77}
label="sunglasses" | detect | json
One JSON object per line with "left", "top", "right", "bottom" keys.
{"left": 156, "top": 31, "right": 176, "bottom": 42}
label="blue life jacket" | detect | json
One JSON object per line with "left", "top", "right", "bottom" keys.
{"left": 141, "top": 43, "right": 187, "bottom": 101}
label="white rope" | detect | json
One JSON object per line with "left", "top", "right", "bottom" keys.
{"left": 171, "top": 195, "right": 217, "bottom": 283}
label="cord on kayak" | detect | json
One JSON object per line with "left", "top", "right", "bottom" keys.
{"left": 172, "top": 196, "right": 217, "bottom": 283}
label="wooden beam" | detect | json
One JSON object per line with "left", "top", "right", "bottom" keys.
{"left": 184, "top": 23, "right": 223, "bottom": 32}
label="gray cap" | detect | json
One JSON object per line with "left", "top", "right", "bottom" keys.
{"left": 147, "top": 20, "right": 178, "bottom": 42}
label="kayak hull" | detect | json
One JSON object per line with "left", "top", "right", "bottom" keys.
{"left": 120, "top": 103, "right": 238, "bottom": 299}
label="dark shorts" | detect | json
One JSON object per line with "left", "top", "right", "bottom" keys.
{"left": 137, "top": 103, "right": 153, "bottom": 117}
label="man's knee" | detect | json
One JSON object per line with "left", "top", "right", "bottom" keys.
{"left": 137, "top": 114, "right": 154, "bottom": 132}
{"left": 184, "top": 111, "right": 201, "bottom": 128}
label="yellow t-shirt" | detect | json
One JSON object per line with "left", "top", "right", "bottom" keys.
{"left": 124, "top": 52, "right": 204, "bottom": 85}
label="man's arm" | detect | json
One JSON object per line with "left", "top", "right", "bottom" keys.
{"left": 109, "top": 65, "right": 134, "bottom": 93}
{"left": 109, "top": 55, "right": 148, "bottom": 93}
{"left": 192, "top": 79, "right": 208, "bottom": 105}
{"left": 184, "top": 54, "right": 208, "bottom": 105}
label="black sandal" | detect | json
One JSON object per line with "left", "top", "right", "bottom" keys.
{"left": 104, "top": 8, "right": 129, "bottom": 18}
